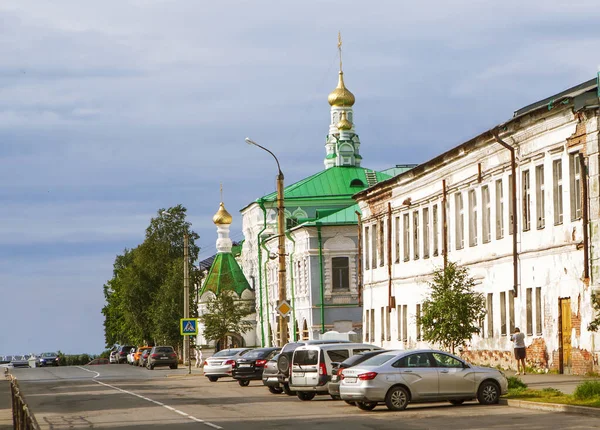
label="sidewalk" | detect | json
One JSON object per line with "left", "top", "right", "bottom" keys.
{"left": 0, "top": 380, "right": 12, "bottom": 430}
{"left": 505, "top": 370, "right": 597, "bottom": 395}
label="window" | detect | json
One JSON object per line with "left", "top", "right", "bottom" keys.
{"left": 522, "top": 170, "right": 531, "bottom": 231}
{"left": 396, "top": 305, "right": 402, "bottom": 341}
{"left": 364, "top": 226, "right": 370, "bottom": 270}
{"left": 446, "top": 199, "right": 451, "bottom": 252}
{"left": 526, "top": 288, "right": 533, "bottom": 335}
{"left": 332, "top": 257, "right": 349, "bottom": 291}
{"left": 570, "top": 153, "right": 582, "bottom": 221}
{"left": 380, "top": 307, "right": 385, "bottom": 341}
{"left": 482, "top": 185, "right": 491, "bottom": 243}
{"left": 487, "top": 293, "right": 494, "bottom": 338}
{"left": 402, "top": 304, "right": 407, "bottom": 341}
{"left": 394, "top": 353, "right": 432, "bottom": 368}
{"left": 455, "top": 193, "right": 464, "bottom": 250}
{"left": 286, "top": 217, "right": 298, "bottom": 229}
{"left": 327, "top": 350, "right": 350, "bottom": 363}
{"left": 416, "top": 304, "right": 422, "bottom": 340}
{"left": 496, "top": 179, "right": 504, "bottom": 239}
{"left": 500, "top": 291, "right": 507, "bottom": 336}
{"left": 385, "top": 306, "right": 391, "bottom": 341}
{"left": 365, "top": 309, "right": 370, "bottom": 342}
{"left": 423, "top": 207, "right": 430, "bottom": 258}
{"left": 508, "top": 174, "right": 514, "bottom": 235}
{"left": 370, "top": 309, "right": 375, "bottom": 342}
{"left": 379, "top": 220, "right": 385, "bottom": 267}
{"left": 553, "top": 159, "right": 563, "bottom": 225}
{"left": 433, "top": 205, "right": 439, "bottom": 256}
{"left": 394, "top": 216, "right": 400, "bottom": 263}
{"left": 509, "top": 290, "right": 515, "bottom": 334}
{"left": 413, "top": 211, "right": 420, "bottom": 260}
{"left": 371, "top": 223, "right": 377, "bottom": 269}
{"left": 432, "top": 353, "right": 464, "bottom": 368}
{"left": 536, "top": 286, "right": 543, "bottom": 335}
{"left": 403, "top": 214, "right": 410, "bottom": 262}
{"left": 536, "top": 165, "right": 545, "bottom": 229}
{"left": 469, "top": 189, "right": 478, "bottom": 247}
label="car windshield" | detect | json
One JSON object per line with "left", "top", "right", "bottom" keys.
{"left": 41, "top": 353, "right": 56, "bottom": 357}
{"left": 270, "top": 354, "right": 280, "bottom": 362}
{"left": 293, "top": 350, "right": 318, "bottom": 366}
{"left": 213, "top": 349, "right": 245, "bottom": 357}
{"left": 240, "top": 350, "right": 268, "bottom": 359}
{"left": 359, "top": 353, "right": 397, "bottom": 367}
{"left": 155, "top": 347, "right": 173, "bottom": 353}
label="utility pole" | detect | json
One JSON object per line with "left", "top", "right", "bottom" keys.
{"left": 183, "top": 232, "right": 190, "bottom": 367}
{"left": 276, "top": 171, "right": 288, "bottom": 347}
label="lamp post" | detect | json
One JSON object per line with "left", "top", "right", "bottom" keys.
{"left": 245, "top": 137, "right": 288, "bottom": 346}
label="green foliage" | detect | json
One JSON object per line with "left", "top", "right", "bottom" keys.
{"left": 588, "top": 293, "right": 600, "bottom": 332}
{"left": 573, "top": 381, "right": 600, "bottom": 400}
{"left": 420, "top": 261, "right": 486, "bottom": 353}
{"left": 102, "top": 205, "right": 200, "bottom": 348}
{"left": 56, "top": 352, "right": 95, "bottom": 366}
{"left": 541, "top": 387, "right": 563, "bottom": 396}
{"left": 199, "top": 293, "right": 253, "bottom": 347}
{"left": 507, "top": 376, "right": 527, "bottom": 390}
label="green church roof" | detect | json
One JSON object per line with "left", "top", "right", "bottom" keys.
{"left": 260, "top": 166, "right": 391, "bottom": 202}
{"left": 303, "top": 204, "right": 361, "bottom": 226}
{"left": 200, "top": 252, "right": 251, "bottom": 297}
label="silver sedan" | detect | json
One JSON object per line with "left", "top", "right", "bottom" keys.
{"left": 203, "top": 348, "right": 251, "bottom": 382}
{"left": 340, "top": 349, "right": 508, "bottom": 411}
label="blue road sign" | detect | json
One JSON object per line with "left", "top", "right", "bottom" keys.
{"left": 180, "top": 318, "right": 198, "bottom": 335}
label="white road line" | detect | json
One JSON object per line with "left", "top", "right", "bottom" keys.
{"left": 75, "top": 366, "right": 222, "bottom": 429}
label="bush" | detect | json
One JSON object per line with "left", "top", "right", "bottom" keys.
{"left": 540, "top": 387, "right": 562, "bottom": 396}
{"left": 573, "top": 381, "right": 600, "bottom": 400}
{"left": 507, "top": 376, "right": 527, "bottom": 390}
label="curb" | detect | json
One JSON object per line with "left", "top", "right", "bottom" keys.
{"left": 165, "top": 373, "right": 205, "bottom": 378}
{"left": 500, "top": 398, "right": 600, "bottom": 418}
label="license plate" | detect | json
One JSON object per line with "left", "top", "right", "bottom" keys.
{"left": 292, "top": 372, "right": 304, "bottom": 377}
{"left": 239, "top": 363, "right": 251, "bottom": 367}
{"left": 160, "top": 357, "right": 169, "bottom": 360}
{"left": 331, "top": 375, "right": 338, "bottom": 382}
{"left": 344, "top": 377, "right": 357, "bottom": 383}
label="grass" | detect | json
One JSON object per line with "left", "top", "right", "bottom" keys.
{"left": 505, "top": 378, "right": 600, "bottom": 408}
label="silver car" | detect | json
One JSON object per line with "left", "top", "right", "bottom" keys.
{"left": 340, "top": 349, "right": 508, "bottom": 411}
{"left": 203, "top": 348, "right": 251, "bottom": 382}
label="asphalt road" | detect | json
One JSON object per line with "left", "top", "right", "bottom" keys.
{"left": 8, "top": 365, "right": 600, "bottom": 429}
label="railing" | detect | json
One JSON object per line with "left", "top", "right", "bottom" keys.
{"left": 7, "top": 373, "right": 40, "bottom": 430}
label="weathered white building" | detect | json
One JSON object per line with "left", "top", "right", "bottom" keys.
{"left": 355, "top": 78, "right": 600, "bottom": 374}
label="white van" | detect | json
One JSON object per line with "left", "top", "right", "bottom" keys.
{"left": 289, "top": 343, "right": 381, "bottom": 401}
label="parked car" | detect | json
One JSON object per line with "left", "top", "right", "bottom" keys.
{"left": 203, "top": 348, "right": 251, "bottom": 382}
{"left": 340, "top": 349, "right": 508, "bottom": 411}
{"left": 116, "top": 345, "right": 136, "bottom": 364}
{"left": 109, "top": 351, "right": 119, "bottom": 364}
{"left": 329, "top": 350, "right": 388, "bottom": 400}
{"left": 232, "top": 347, "right": 280, "bottom": 386}
{"left": 274, "top": 340, "right": 352, "bottom": 395}
{"left": 138, "top": 349, "right": 151, "bottom": 367}
{"left": 38, "top": 352, "right": 60, "bottom": 367}
{"left": 290, "top": 343, "right": 381, "bottom": 401}
{"left": 10, "top": 355, "right": 30, "bottom": 368}
{"left": 262, "top": 353, "right": 284, "bottom": 394}
{"left": 133, "top": 347, "right": 152, "bottom": 366}
{"left": 146, "top": 346, "right": 178, "bottom": 370}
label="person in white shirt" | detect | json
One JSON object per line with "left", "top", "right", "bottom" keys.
{"left": 510, "top": 327, "right": 526, "bottom": 375}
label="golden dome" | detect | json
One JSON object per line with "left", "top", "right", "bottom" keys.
{"left": 328, "top": 72, "right": 355, "bottom": 107}
{"left": 337, "top": 111, "right": 352, "bottom": 130}
{"left": 212, "top": 202, "right": 232, "bottom": 225}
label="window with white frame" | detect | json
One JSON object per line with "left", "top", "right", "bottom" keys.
{"left": 553, "top": 159, "right": 563, "bottom": 225}
{"left": 332, "top": 257, "right": 349, "bottom": 291}
{"left": 413, "top": 210, "right": 420, "bottom": 260}
{"left": 455, "top": 193, "right": 464, "bottom": 250}
{"left": 482, "top": 185, "right": 491, "bottom": 243}
{"left": 468, "top": 189, "right": 478, "bottom": 247}
{"left": 364, "top": 226, "right": 370, "bottom": 270}
{"left": 365, "top": 309, "right": 370, "bottom": 342}
{"left": 445, "top": 199, "right": 451, "bottom": 252}
{"left": 385, "top": 306, "right": 391, "bottom": 341}
{"left": 423, "top": 207, "right": 430, "bottom": 258}
{"left": 403, "top": 213, "right": 410, "bottom": 262}
{"left": 380, "top": 307, "right": 385, "bottom": 341}
{"left": 570, "top": 152, "right": 582, "bottom": 221}
{"left": 500, "top": 291, "right": 507, "bottom": 336}
{"left": 526, "top": 288, "right": 533, "bottom": 335}
{"left": 487, "top": 293, "right": 494, "bottom": 338}
{"left": 371, "top": 222, "right": 377, "bottom": 269}
{"left": 496, "top": 179, "right": 504, "bottom": 239}
{"left": 379, "top": 220, "right": 385, "bottom": 267}
{"left": 397, "top": 304, "right": 408, "bottom": 342}
{"left": 508, "top": 174, "right": 514, "bottom": 235}
{"left": 394, "top": 216, "right": 400, "bottom": 264}
{"left": 536, "top": 165, "right": 545, "bottom": 229}
{"left": 522, "top": 170, "right": 531, "bottom": 231}
{"left": 535, "top": 286, "right": 542, "bottom": 335}
{"left": 433, "top": 205, "right": 439, "bottom": 256}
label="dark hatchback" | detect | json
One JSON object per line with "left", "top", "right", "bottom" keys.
{"left": 147, "top": 346, "right": 178, "bottom": 370}
{"left": 39, "top": 352, "right": 60, "bottom": 367}
{"left": 232, "top": 347, "right": 280, "bottom": 386}
{"left": 328, "top": 349, "right": 388, "bottom": 399}
{"left": 117, "top": 345, "right": 136, "bottom": 364}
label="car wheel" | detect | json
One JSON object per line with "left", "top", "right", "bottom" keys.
{"left": 170, "top": 364, "right": 178, "bottom": 370}
{"left": 477, "top": 381, "right": 500, "bottom": 405}
{"left": 449, "top": 400, "right": 465, "bottom": 406}
{"left": 297, "top": 391, "right": 316, "bottom": 401}
{"left": 330, "top": 394, "right": 341, "bottom": 400}
{"left": 208, "top": 376, "right": 219, "bottom": 382}
{"left": 344, "top": 400, "right": 356, "bottom": 406}
{"left": 356, "top": 401, "right": 377, "bottom": 411}
{"left": 385, "top": 386, "right": 409, "bottom": 411}
{"left": 268, "top": 386, "right": 283, "bottom": 394}
{"left": 283, "top": 383, "right": 296, "bottom": 396}
{"left": 238, "top": 380, "right": 250, "bottom": 387}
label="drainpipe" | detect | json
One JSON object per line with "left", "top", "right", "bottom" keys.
{"left": 442, "top": 180, "right": 448, "bottom": 269}
{"left": 317, "top": 222, "right": 325, "bottom": 334}
{"left": 256, "top": 200, "right": 267, "bottom": 347}
{"left": 355, "top": 211, "right": 363, "bottom": 307}
{"left": 492, "top": 129, "right": 519, "bottom": 298}
{"left": 580, "top": 154, "right": 590, "bottom": 283}
{"left": 387, "top": 203, "right": 395, "bottom": 310}
{"left": 286, "top": 231, "right": 297, "bottom": 341}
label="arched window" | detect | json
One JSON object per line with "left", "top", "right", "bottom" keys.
{"left": 332, "top": 257, "right": 350, "bottom": 291}
{"left": 350, "top": 179, "right": 365, "bottom": 188}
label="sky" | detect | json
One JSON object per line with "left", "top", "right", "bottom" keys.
{"left": 1, "top": 0, "right": 599, "bottom": 355}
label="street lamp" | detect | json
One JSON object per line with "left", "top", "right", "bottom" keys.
{"left": 245, "top": 137, "right": 288, "bottom": 347}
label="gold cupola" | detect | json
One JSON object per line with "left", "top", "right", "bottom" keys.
{"left": 337, "top": 111, "right": 352, "bottom": 130}
{"left": 212, "top": 202, "right": 232, "bottom": 225}
{"left": 328, "top": 72, "right": 355, "bottom": 107}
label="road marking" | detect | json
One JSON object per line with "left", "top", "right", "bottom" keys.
{"left": 76, "top": 366, "right": 222, "bottom": 429}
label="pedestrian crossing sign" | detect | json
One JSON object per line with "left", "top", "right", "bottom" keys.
{"left": 180, "top": 318, "right": 198, "bottom": 335}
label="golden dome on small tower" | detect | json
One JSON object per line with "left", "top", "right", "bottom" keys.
{"left": 212, "top": 202, "right": 232, "bottom": 225}
{"left": 328, "top": 72, "right": 355, "bottom": 107}
{"left": 337, "top": 111, "right": 352, "bottom": 130}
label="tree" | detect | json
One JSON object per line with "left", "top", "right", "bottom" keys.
{"left": 420, "top": 261, "right": 486, "bottom": 354}
{"left": 588, "top": 293, "right": 600, "bottom": 332}
{"left": 199, "top": 293, "right": 253, "bottom": 349}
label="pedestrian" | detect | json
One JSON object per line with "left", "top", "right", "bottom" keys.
{"left": 510, "top": 327, "right": 526, "bottom": 375}
{"left": 195, "top": 345, "right": 203, "bottom": 368}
